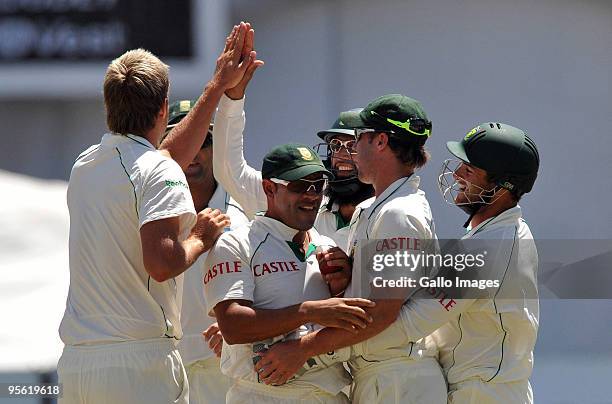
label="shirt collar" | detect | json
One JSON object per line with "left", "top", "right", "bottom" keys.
{"left": 465, "top": 205, "right": 522, "bottom": 237}
{"left": 253, "top": 214, "right": 302, "bottom": 241}
{"left": 101, "top": 133, "right": 156, "bottom": 150}
{"left": 367, "top": 175, "right": 420, "bottom": 214}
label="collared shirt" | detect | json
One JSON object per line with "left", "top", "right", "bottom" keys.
{"left": 395, "top": 206, "right": 539, "bottom": 384}
{"left": 203, "top": 215, "right": 351, "bottom": 394}
{"left": 432, "top": 206, "right": 539, "bottom": 385}
{"left": 314, "top": 197, "right": 351, "bottom": 248}
{"left": 178, "top": 185, "right": 248, "bottom": 366}
{"left": 60, "top": 133, "right": 196, "bottom": 345}
{"left": 344, "top": 175, "right": 438, "bottom": 368}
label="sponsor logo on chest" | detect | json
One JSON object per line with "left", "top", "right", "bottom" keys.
{"left": 253, "top": 261, "right": 301, "bottom": 277}
{"left": 204, "top": 261, "right": 242, "bottom": 285}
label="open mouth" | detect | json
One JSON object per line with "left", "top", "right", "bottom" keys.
{"left": 298, "top": 205, "right": 317, "bottom": 212}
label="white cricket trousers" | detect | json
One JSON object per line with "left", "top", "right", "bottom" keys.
{"left": 350, "top": 356, "right": 447, "bottom": 404}
{"left": 185, "top": 357, "right": 230, "bottom": 404}
{"left": 226, "top": 379, "right": 349, "bottom": 404}
{"left": 57, "top": 338, "right": 188, "bottom": 404}
{"left": 448, "top": 379, "right": 533, "bottom": 404}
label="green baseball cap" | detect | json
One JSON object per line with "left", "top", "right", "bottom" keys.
{"left": 166, "top": 99, "right": 214, "bottom": 131}
{"left": 262, "top": 143, "right": 333, "bottom": 181}
{"left": 338, "top": 94, "right": 432, "bottom": 140}
{"left": 317, "top": 108, "right": 363, "bottom": 141}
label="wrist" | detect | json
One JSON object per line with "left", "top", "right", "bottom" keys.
{"left": 224, "top": 88, "right": 245, "bottom": 100}
{"left": 203, "top": 80, "right": 226, "bottom": 99}
{"left": 299, "top": 301, "right": 317, "bottom": 323}
{"left": 299, "top": 331, "right": 318, "bottom": 357}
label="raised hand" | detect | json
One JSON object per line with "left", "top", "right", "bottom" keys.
{"left": 225, "top": 22, "right": 265, "bottom": 100}
{"left": 211, "top": 22, "right": 259, "bottom": 92}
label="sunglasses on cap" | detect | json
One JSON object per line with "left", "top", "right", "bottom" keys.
{"left": 269, "top": 177, "right": 328, "bottom": 194}
{"left": 367, "top": 111, "right": 432, "bottom": 137}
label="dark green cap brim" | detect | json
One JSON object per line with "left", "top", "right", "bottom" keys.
{"left": 316, "top": 128, "right": 355, "bottom": 140}
{"left": 274, "top": 164, "right": 333, "bottom": 181}
{"left": 446, "top": 141, "right": 470, "bottom": 162}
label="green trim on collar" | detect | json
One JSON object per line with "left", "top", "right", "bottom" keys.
{"left": 286, "top": 241, "right": 317, "bottom": 262}
{"left": 334, "top": 211, "right": 350, "bottom": 230}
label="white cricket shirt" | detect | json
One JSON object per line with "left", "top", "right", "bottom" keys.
{"left": 59, "top": 133, "right": 196, "bottom": 345}
{"left": 178, "top": 186, "right": 248, "bottom": 366}
{"left": 406, "top": 206, "right": 539, "bottom": 385}
{"left": 345, "top": 175, "right": 438, "bottom": 368}
{"left": 203, "top": 214, "right": 351, "bottom": 394}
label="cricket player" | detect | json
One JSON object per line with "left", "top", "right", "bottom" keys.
{"left": 298, "top": 122, "right": 541, "bottom": 403}
{"left": 164, "top": 100, "right": 249, "bottom": 404}
{"left": 57, "top": 23, "right": 256, "bottom": 404}
{"left": 427, "top": 123, "right": 539, "bottom": 403}
{"left": 204, "top": 144, "right": 377, "bottom": 404}
{"left": 255, "top": 95, "right": 448, "bottom": 403}
{"left": 212, "top": 47, "right": 373, "bottom": 248}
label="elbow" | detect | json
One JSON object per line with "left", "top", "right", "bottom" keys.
{"left": 216, "top": 318, "right": 249, "bottom": 345}
{"left": 145, "top": 261, "right": 174, "bottom": 283}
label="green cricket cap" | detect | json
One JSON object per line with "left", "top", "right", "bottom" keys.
{"left": 317, "top": 108, "right": 363, "bottom": 141}
{"left": 338, "top": 94, "right": 431, "bottom": 141}
{"left": 166, "top": 99, "right": 214, "bottom": 131}
{"left": 262, "top": 143, "right": 333, "bottom": 181}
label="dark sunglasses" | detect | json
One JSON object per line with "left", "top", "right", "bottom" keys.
{"left": 269, "top": 177, "right": 328, "bottom": 194}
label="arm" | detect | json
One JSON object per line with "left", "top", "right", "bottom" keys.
{"left": 141, "top": 208, "right": 229, "bottom": 282}
{"left": 212, "top": 95, "right": 268, "bottom": 218}
{"left": 213, "top": 297, "right": 375, "bottom": 345}
{"left": 161, "top": 22, "right": 257, "bottom": 169}
{"left": 203, "top": 233, "right": 374, "bottom": 345}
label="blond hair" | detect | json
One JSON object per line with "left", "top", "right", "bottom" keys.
{"left": 103, "top": 49, "right": 169, "bottom": 136}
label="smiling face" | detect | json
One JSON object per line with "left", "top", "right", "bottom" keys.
{"left": 264, "top": 172, "right": 325, "bottom": 231}
{"left": 452, "top": 162, "right": 495, "bottom": 205}
{"left": 328, "top": 134, "right": 357, "bottom": 179}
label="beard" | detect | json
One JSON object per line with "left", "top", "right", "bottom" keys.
{"left": 326, "top": 178, "right": 374, "bottom": 206}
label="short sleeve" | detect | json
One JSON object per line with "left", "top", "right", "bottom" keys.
{"left": 203, "top": 232, "right": 254, "bottom": 315}
{"left": 138, "top": 157, "right": 196, "bottom": 235}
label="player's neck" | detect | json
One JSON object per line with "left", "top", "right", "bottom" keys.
{"left": 470, "top": 198, "right": 517, "bottom": 228}
{"left": 373, "top": 166, "right": 414, "bottom": 198}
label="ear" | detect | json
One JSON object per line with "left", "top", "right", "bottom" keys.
{"left": 376, "top": 132, "right": 390, "bottom": 151}
{"left": 160, "top": 97, "right": 169, "bottom": 118}
{"left": 262, "top": 179, "right": 277, "bottom": 199}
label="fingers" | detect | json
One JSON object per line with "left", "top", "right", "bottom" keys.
{"left": 224, "top": 25, "right": 238, "bottom": 52}
{"left": 202, "top": 323, "right": 219, "bottom": 339}
{"left": 242, "top": 25, "right": 254, "bottom": 58}
{"left": 262, "top": 368, "right": 286, "bottom": 386}
{"left": 232, "top": 22, "right": 248, "bottom": 64}
{"left": 208, "top": 332, "right": 222, "bottom": 347}
{"left": 343, "top": 298, "right": 376, "bottom": 308}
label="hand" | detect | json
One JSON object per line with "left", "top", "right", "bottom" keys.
{"left": 211, "top": 22, "right": 258, "bottom": 92}
{"left": 317, "top": 247, "right": 352, "bottom": 295}
{"left": 190, "top": 208, "right": 230, "bottom": 252}
{"left": 254, "top": 339, "right": 308, "bottom": 386}
{"left": 203, "top": 322, "right": 223, "bottom": 358}
{"left": 225, "top": 22, "right": 264, "bottom": 100}
{"left": 303, "top": 298, "right": 374, "bottom": 332}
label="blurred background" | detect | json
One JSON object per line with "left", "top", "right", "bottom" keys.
{"left": 1, "top": 0, "right": 610, "bottom": 403}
